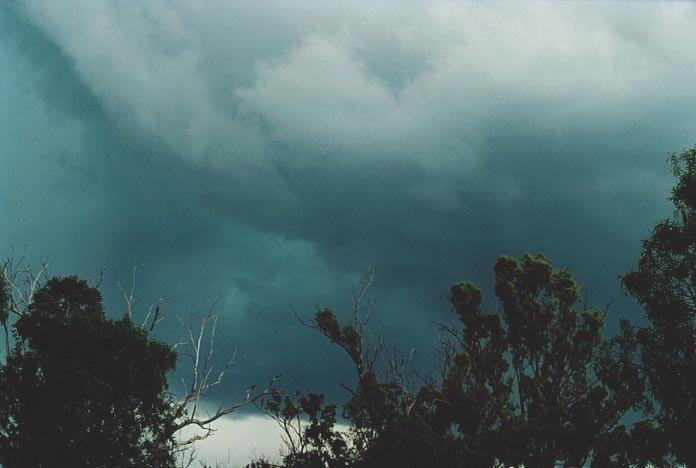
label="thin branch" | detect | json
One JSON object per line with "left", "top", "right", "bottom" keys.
{"left": 172, "top": 299, "right": 280, "bottom": 450}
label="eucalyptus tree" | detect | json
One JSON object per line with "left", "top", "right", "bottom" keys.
{"left": 268, "top": 255, "right": 632, "bottom": 467}
{"left": 618, "top": 147, "right": 696, "bottom": 465}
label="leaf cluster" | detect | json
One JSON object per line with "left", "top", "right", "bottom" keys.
{"left": 275, "top": 254, "right": 641, "bottom": 467}
{"left": 0, "top": 276, "right": 180, "bottom": 467}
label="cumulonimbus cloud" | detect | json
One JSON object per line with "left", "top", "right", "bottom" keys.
{"left": 5, "top": 3, "right": 696, "bottom": 460}
{"left": 17, "top": 1, "right": 696, "bottom": 177}
{"left": 6, "top": 0, "right": 696, "bottom": 328}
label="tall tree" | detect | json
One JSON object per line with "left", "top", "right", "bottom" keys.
{"left": 491, "top": 254, "right": 629, "bottom": 467}
{"left": 0, "top": 276, "right": 180, "bottom": 467}
{"left": 277, "top": 255, "right": 630, "bottom": 467}
{"left": 621, "top": 147, "right": 696, "bottom": 465}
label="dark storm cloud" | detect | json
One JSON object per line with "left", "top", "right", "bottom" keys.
{"left": 2, "top": 1, "right": 696, "bottom": 404}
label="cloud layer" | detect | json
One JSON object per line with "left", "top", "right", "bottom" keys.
{"left": 3, "top": 1, "right": 696, "bottom": 441}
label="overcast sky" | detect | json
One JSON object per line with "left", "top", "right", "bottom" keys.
{"left": 2, "top": 1, "right": 696, "bottom": 463}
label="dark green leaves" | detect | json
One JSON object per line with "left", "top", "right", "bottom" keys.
{"left": 292, "top": 253, "right": 625, "bottom": 467}
{"left": 616, "top": 146, "right": 696, "bottom": 465}
{"left": 0, "top": 276, "right": 179, "bottom": 467}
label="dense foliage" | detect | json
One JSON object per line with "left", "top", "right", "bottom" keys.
{"left": 262, "top": 254, "right": 631, "bottom": 467}
{"left": 613, "top": 147, "right": 696, "bottom": 466}
{"left": 0, "top": 276, "right": 180, "bottom": 467}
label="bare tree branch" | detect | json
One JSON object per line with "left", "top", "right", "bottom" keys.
{"left": 170, "top": 299, "right": 281, "bottom": 455}
{"left": 118, "top": 265, "right": 139, "bottom": 321}
{"left": 0, "top": 255, "right": 49, "bottom": 364}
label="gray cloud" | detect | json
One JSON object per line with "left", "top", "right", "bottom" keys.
{"left": 2, "top": 1, "right": 696, "bottom": 406}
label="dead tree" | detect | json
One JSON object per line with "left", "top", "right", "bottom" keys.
{"left": 116, "top": 266, "right": 281, "bottom": 464}
{"left": 170, "top": 300, "right": 280, "bottom": 457}
{"left": 0, "top": 255, "right": 49, "bottom": 363}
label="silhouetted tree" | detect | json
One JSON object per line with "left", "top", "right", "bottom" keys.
{"left": 618, "top": 147, "right": 696, "bottom": 465}
{"left": 489, "top": 254, "right": 630, "bottom": 467}
{"left": 0, "top": 263, "right": 279, "bottom": 467}
{"left": 259, "top": 390, "right": 349, "bottom": 468}
{"left": 0, "top": 276, "right": 181, "bottom": 467}
{"left": 279, "top": 256, "right": 633, "bottom": 467}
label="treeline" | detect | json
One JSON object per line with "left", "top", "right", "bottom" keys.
{"left": 2, "top": 148, "right": 696, "bottom": 467}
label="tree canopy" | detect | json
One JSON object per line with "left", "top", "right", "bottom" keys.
{"left": 260, "top": 254, "right": 634, "bottom": 467}
{"left": 0, "top": 276, "right": 180, "bottom": 467}
{"left": 617, "top": 147, "right": 696, "bottom": 466}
